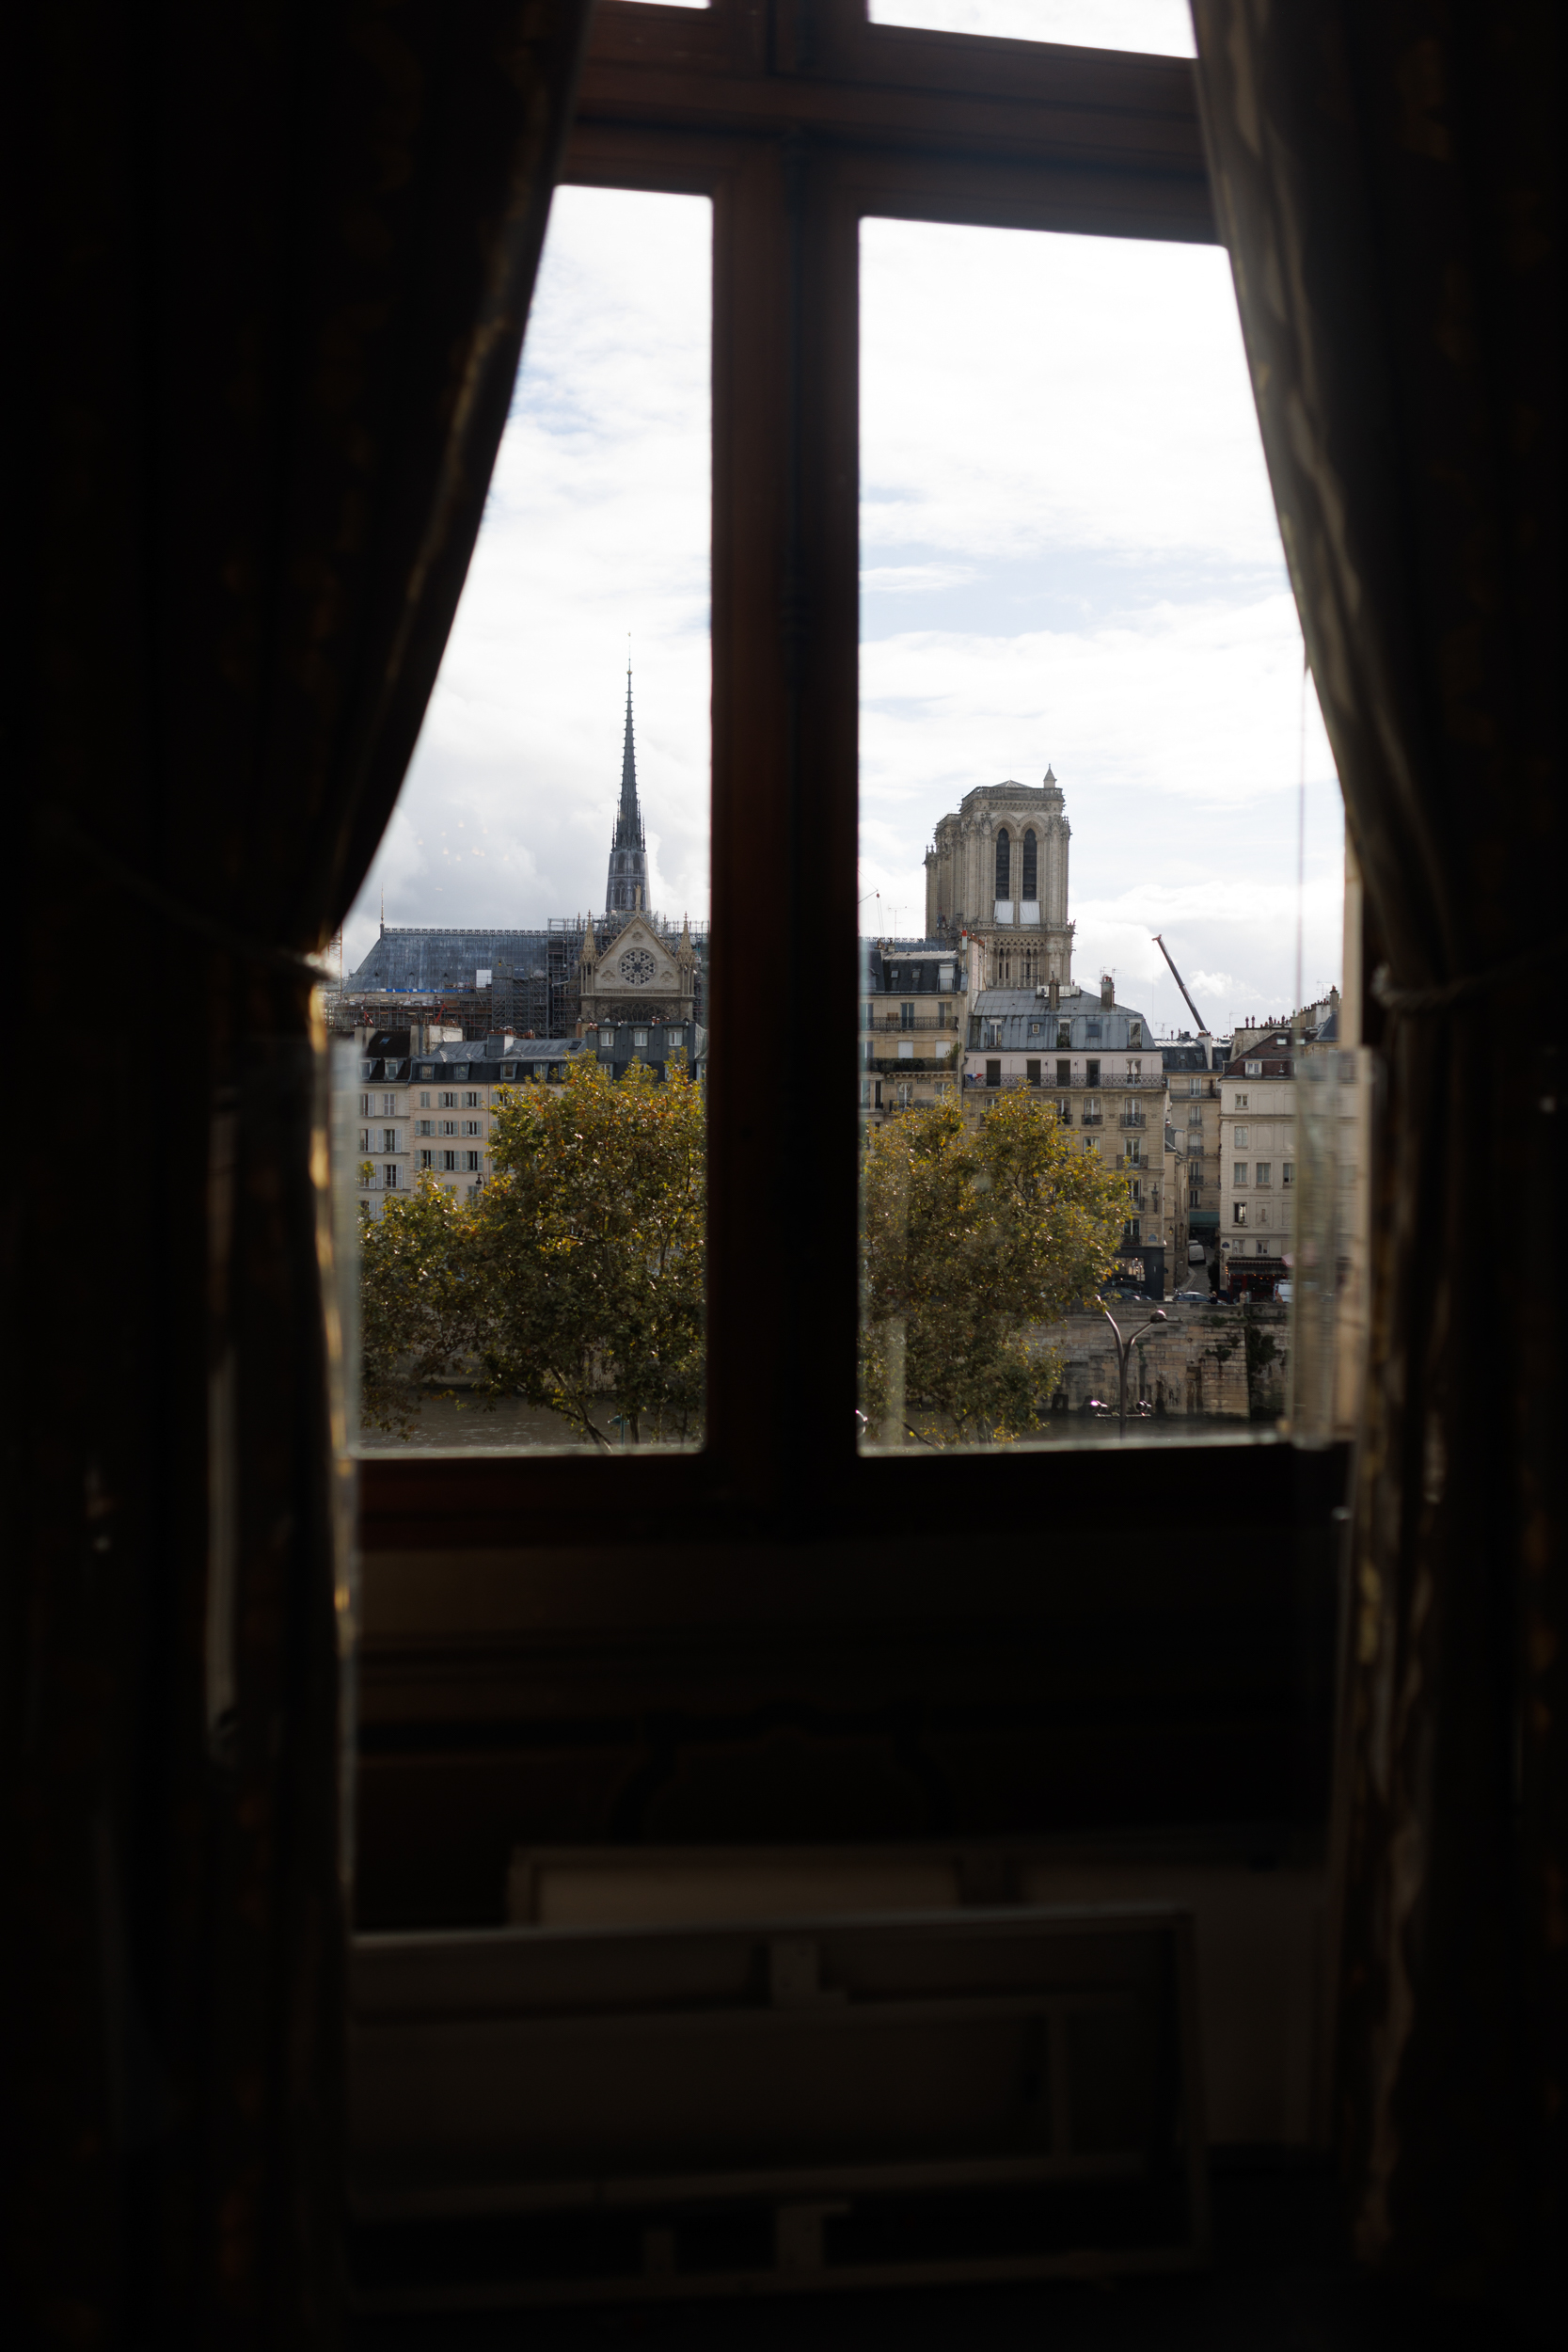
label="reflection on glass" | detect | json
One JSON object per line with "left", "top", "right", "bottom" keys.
{"left": 333, "top": 188, "right": 712, "bottom": 1453}
{"left": 868, "top": 1, "right": 1196, "bottom": 56}
{"left": 857, "top": 218, "right": 1342, "bottom": 1447}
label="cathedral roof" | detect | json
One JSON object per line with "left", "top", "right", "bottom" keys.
{"left": 347, "top": 928, "right": 550, "bottom": 991}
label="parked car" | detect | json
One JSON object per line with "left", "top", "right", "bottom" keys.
{"left": 1170, "top": 1288, "right": 1212, "bottom": 1304}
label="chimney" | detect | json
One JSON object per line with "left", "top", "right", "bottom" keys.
{"left": 1101, "top": 972, "right": 1115, "bottom": 1009}
{"left": 1048, "top": 975, "right": 1060, "bottom": 1011}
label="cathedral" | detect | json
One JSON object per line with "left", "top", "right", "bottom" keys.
{"left": 341, "top": 667, "right": 705, "bottom": 1037}
{"left": 924, "top": 771, "right": 1073, "bottom": 991}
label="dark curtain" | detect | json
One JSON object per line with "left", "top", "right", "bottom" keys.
{"left": 1191, "top": 0, "right": 1561, "bottom": 2319}
{"left": 6, "top": 2, "right": 594, "bottom": 2339}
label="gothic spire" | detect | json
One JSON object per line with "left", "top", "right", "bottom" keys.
{"left": 605, "top": 659, "right": 650, "bottom": 915}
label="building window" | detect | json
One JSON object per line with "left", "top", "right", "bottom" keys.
{"left": 358, "top": 1127, "right": 371, "bottom": 1152}
{"left": 360, "top": 1060, "right": 374, "bottom": 1080}
{"left": 1188, "top": 1104, "right": 1202, "bottom": 1128}
{"left": 438, "top": 1090, "right": 457, "bottom": 1108}
{"left": 381, "top": 1128, "right": 398, "bottom": 1152}
{"left": 1085, "top": 1020, "right": 1101, "bottom": 1043}
{"left": 1282, "top": 1162, "right": 1295, "bottom": 1186}
{"left": 900, "top": 1002, "right": 914, "bottom": 1030}
{"left": 1129, "top": 1022, "right": 1142, "bottom": 1047}
{"left": 1025, "top": 1059, "right": 1040, "bottom": 1086}
{"left": 1234, "top": 1092, "right": 1249, "bottom": 1110}
{"left": 380, "top": 1092, "right": 395, "bottom": 1115}
{"left": 358, "top": 1093, "right": 372, "bottom": 1116}
{"left": 452, "top": 1065, "right": 469, "bottom": 1080}
{"left": 1233, "top": 1163, "right": 1249, "bottom": 1186}
{"left": 464, "top": 1090, "right": 481, "bottom": 1108}
{"left": 419, "top": 1091, "right": 431, "bottom": 1108}
{"left": 994, "top": 828, "right": 1010, "bottom": 900}
{"left": 463, "top": 1120, "right": 483, "bottom": 1136}
{"left": 633, "top": 1030, "right": 648, "bottom": 1047}
{"left": 417, "top": 1064, "right": 434, "bottom": 1080}
{"left": 415, "top": 1120, "right": 433, "bottom": 1136}
{"left": 1189, "top": 1077, "right": 1200, "bottom": 1095}
{"left": 418, "top": 1150, "right": 432, "bottom": 1169}
{"left": 1085, "top": 1058, "right": 1101, "bottom": 1088}
{"left": 437, "top": 1120, "right": 457, "bottom": 1136}
{"left": 1055, "top": 1058, "right": 1071, "bottom": 1087}
{"left": 860, "top": 1079, "right": 872, "bottom": 1108}
{"left": 441, "top": 1150, "right": 456, "bottom": 1172}
{"left": 874, "top": 1081, "right": 882, "bottom": 1108}
{"left": 465, "top": 1151, "right": 481, "bottom": 1172}
{"left": 1245, "top": 1059, "right": 1263, "bottom": 1076}
{"left": 1233, "top": 1200, "right": 1248, "bottom": 1226}
{"left": 383, "top": 1165, "right": 399, "bottom": 1189}
{"left": 1256, "top": 1162, "right": 1272, "bottom": 1186}
{"left": 1022, "top": 828, "right": 1037, "bottom": 899}
{"left": 985, "top": 1059, "right": 1001, "bottom": 1087}
{"left": 1126, "top": 1217, "right": 1141, "bottom": 1243}
{"left": 1233, "top": 1126, "right": 1248, "bottom": 1149}
{"left": 501, "top": 1063, "right": 516, "bottom": 1079}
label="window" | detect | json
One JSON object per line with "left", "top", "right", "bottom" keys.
{"left": 1021, "top": 828, "right": 1037, "bottom": 900}
{"left": 358, "top": 1127, "right": 371, "bottom": 1151}
{"left": 1083, "top": 1095, "right": 1101, "bottom": 1120}
{"left": 1056, "top": 1024, "right": 1070, "bottom": 1050}
{"left": 441, "top": 1151, "right": 456, "bottom": 1172}
{"left": 1233, "top": 1163, "right": 1249, "bottom": 1186}
{"left": 381, "top": 1128, "right": 398, "bottom": 1152}
{"left": 417, "top": 1064, "right": 434, "bottom": 1081}
{"left": 899, "top": 1002, "right": 914, "bottom": 1030}
{"left": 1085, "top": 1021, "right": 1101, "bottom": 1043}
{"left": 419, "top": 1090, "right": 431, "bottom": 1108}
{"left": 1234, "top": 1127, "right": 1248, "bottom": 1149}
{"left": 860, "top": 1079, "right": 873, "bottom": 1108}
{"left": 1189, "top": 1077, "right": 1201, "bottom": 1095}
{"left": 633, "top": 1029, "right": 648, "bottom": 1047}
{"left": 415, "top": 1120, "right": 433, "bottom": 1136}
{"left": 1127, "top": 1138, "right": 1142, "bottom": 1166}
{"left": 381, "top": 1092, "right": 396, "bottom": 1115}
{"left": 464, "top": 1090, "right": 481, "bottom": 1109}
{"left": 437, "top": 1120, "right": 457, "bottom": 1136}
{"left": 1234, "top": 1094, "right": 1249, "bottom": 1110}
{"left": 1055, "top": 1059, "right": 1070, "bottom": 1087}
{"left": 985, "top": 1059, "right": 1001, "bottom": 1087}
{"left": 1256, "top": 1162, "right": 1272, "bottom": 1186}
{"left": 1233, "top": 1201, "right": 1248, "bottom": 1226}
{"left": 501, "top": 1063, "right": 516, "bottom": 1080}
{"left": 1187, "top": 1104, "right": 1202, "bottom": 1128}
{"left": 1245, "top": 1059, "right": 1263, "bottom": 1076}
{"left": 465, "top": 1151, "right": 481, "bottom": 1173}
{"left": 1025, "top": 1059, "right": 1040, "bottom": 1086}
{"left": 1129, "top": 1023, "right": 1142, "bottom": 1047}
{"left": 1085, "top": 1059, "right": 1101, "bottom": 1088}
{"left": 360, "top": 1060, "right": 374, "bottom": 1079}
{"left": 1126, "top": 1217, "right": 1141, "bottom": 1242}
{"left": 1282, "top": 1162, "right": 1295, "bottom": 1186}
{"left": 383, "top": 1165, "right": 400, "bottom": 1189}
{"left": 418, "top": 1150, "right": 432, "bottom": 1170}
{"left": 452, "top": 1065, "right": 469, "bottom": 1081}
{"left": 437, "top": 1091, "right": 457, "bottom": 1109}
{"left": 994, "top": 828, "right": 1010, "bottom": 901}
{"left": 462, "top": 1120, "right": 483, "bottom": 1136}
{"left": 358, "top": 1093, "right": 372, "bottom": 1116}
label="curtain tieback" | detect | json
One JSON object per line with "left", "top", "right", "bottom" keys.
{"left": 1371, "top": 933, "right": 1568, "bottom": 1017}
{"left": 43, "top": 810, "right": 325, "bottom": 984}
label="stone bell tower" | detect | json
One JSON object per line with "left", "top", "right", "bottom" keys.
{"left": 923, "top": 767, "right": 1074, "bottom": 990}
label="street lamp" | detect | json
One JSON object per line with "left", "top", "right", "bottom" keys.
{"left": 1101, "top": 1302, "right": 1167, "bottom": 1438}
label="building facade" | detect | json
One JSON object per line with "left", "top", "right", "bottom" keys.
{"left": 959, "top": 973, "right": 1187, "bottom": 1293}
{"left": 924, "top": 771, "right": 1074, "bottom": 992}
{"left": 1216, "top": 995, "right": 1339, "bottom": 1297}
{"left": 857, "top": 940, "right": 966, "bottom": 1126}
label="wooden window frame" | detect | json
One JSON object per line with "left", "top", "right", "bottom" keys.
{"left": 356, "top": 3, "right": 1347, "bottom": 1847}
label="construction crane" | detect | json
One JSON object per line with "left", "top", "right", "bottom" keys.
{"left": 1152, "top": 934, "right": 1208, "bottom": 1035}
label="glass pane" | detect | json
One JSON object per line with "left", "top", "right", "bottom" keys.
{"left": 857, "top": 218, "right": 1347, "bottom": 1449}
{"left": 332, "top": 188, "right": 711, "bottom": 1453}
{"left": 868, "top": 1, "right": 1196, "bottom": 57}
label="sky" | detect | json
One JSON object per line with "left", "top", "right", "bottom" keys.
{"left": 346, "top": 53, "right": 1345, "bottom": 1041}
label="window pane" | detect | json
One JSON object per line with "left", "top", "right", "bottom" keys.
{"left": 869, "top": 1, "right": 1196, "bottom": 56}
{"left": 333, "top": 188, "right": 711, "bottom": 1454}
{"left": 857, "top": 218, "right": 1347, "bottom": 1448}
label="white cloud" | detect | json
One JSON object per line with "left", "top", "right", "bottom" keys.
{"left": 869, "top": 2, "right": 1195, "bottom": 56}
{"left": 344, "top": 186, "right": 712, "bottom": 975}
{"left": 346, "top": 184, "right": 1344, "bottom": 1047}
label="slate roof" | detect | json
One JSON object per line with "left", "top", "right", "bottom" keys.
{"left": 969, "top": 984, "right": 1152, "bottom": 1053}
{"left": 348, "top": 928, "right": 552, "bottom": 991}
